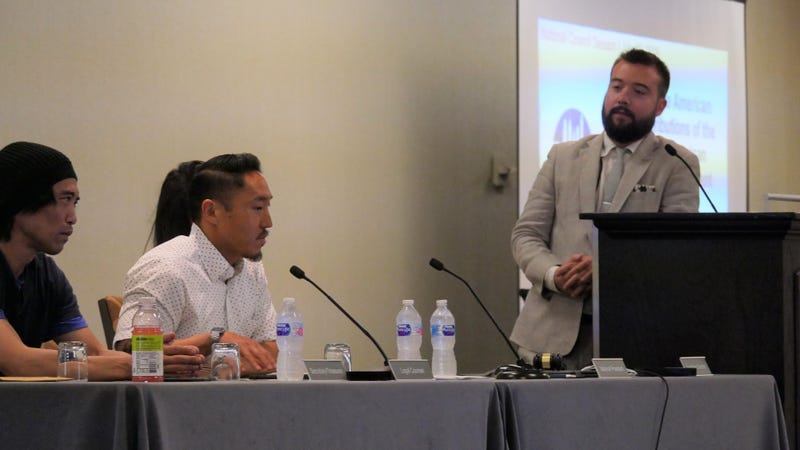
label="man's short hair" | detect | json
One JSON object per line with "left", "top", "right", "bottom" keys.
{"left": 0, "top": 142, "right": 77, "bottom": 241}
{"left": 189, "top": 153, "right": 262, "bottom": 222}
{"left": 613, "top": 48, "right": 671, "bottom": 99}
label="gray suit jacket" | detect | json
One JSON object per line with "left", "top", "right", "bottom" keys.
{"left": 509, "top": 132, "right": 700, "bottom": 354}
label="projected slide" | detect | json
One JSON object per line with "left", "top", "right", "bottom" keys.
{"left": 518, "top": 0, "right": 746, "bottom": 215}
{"left": 537, "top": 18, "right": 728, "bottom": 212}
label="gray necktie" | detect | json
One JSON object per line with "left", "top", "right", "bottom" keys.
{"left": 600, "top": 147, "right": 624, "bottom": 212}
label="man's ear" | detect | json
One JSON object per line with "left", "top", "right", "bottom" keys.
{"left": 200, "top": 199, "right": 219, "bottom": 225}
{"left": 655, "top": 97, "right": 667, "bottom": 117}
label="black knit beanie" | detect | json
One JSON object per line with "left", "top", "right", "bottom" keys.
{"left": 0, "top": 141, "right": 77, "bottom": 220}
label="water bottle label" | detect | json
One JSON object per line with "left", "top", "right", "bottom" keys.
{"left": 397, "top": 323, "right": 411, "bottom": 337}
{"left": 414, "top": 323, "right": 423, "bottom": 336}
{"left": 443, "top": 324, "right": 456, "bottom": 337}
{"left": 294, "top": 322, "right": 304, "bottom": 337}
{"left": 431, "top": 324, "right": 442, "bottom": 337}
{"left": 277, "top": 322, "right": 291, "bottom": 337}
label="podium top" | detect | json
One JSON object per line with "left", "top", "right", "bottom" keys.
{"left": 579, "top": 212, "right": 800, "bottom": 235}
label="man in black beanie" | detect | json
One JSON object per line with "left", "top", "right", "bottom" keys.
{"left": 0, "top": 141, "right": 204, "bottom": 379}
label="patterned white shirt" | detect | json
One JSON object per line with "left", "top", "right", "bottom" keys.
{"left": 113, "top": 223, "right": 276, "bottom": 345}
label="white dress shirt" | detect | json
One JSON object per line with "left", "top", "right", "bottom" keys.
{"left": 114, "top": 223, "right": 276, "bottom": 345}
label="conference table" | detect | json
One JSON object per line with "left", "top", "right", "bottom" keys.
{"left": 2, "top": 374, "right": 788, "bottom": 449}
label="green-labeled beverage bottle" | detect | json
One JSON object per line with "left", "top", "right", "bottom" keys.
{"left": 132, "top": 297, "right": 164, "bottom": 382}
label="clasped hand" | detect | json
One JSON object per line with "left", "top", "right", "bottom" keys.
{"left": 554, "top": 254, "right": 593, "bottom": 298}
{"left": 162, "top": 332, "right": 205, "bottom": 376}
{"left": 218, "top": 331, "right": 277, "bottom": 375}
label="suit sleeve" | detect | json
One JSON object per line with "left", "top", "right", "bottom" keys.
{"left": 511, "top": 146, "right": 562, "bottom": 296}
{"left": 660, "top": 143, "right": 701, "bottom": 212}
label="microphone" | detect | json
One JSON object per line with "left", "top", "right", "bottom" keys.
{"left": 664, "top": 144, "right": 718, "bottom": 212}
{"left": 289, "top": 265, "right": 392, "bottom": 380}
{"left": 428, "top": 258, "right": 540, "bottom": 376}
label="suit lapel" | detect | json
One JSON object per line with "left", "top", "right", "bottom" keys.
{"left": 611, "top": 133, "right": 659, "bottom": 211}
{"left": 579, "top": 135, "right": 604, "bottom": 213}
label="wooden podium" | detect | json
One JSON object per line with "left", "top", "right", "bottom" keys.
{"left": 581, "top": 212, "right": 800, "bottom": 447}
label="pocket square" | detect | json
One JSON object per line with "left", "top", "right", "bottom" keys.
{"left": 633, "top": 184, "right": 656, "bottom": 193}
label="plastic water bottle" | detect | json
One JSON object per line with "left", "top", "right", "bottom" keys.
{"left": 395, "top": 299, "right": 423, "bottom": 360}
{"left": 430, "top": 299, "right": 457, "bottom": 378}
{"left": 276, "top": 297, "right": 305, "bottom": 381}
{"left": 131, "top": 297, "right": 164, "bottom": 382}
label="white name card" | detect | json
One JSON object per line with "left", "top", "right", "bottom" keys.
{"left": 680, "top": 356, "right": 713, "bottom": 376}
{"left": 592, "top": 358, "right": 633, "bottom": 378}
{"left": 388, "top": 360, "right": 433, "bottom": 380}
{"left": 304, "top": 360, "right": 347, "bottom": 380}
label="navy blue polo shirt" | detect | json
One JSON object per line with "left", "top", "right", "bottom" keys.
{"left": 0, "top": 250, "right": 87, "bottom": 348}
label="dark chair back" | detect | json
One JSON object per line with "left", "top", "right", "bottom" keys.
{"left": 97, "top": 296, "right": 123, "bottom": 349}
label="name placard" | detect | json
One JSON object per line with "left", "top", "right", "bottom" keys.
{"left": 679, "top": 356, "right": 713, "bottom": 376}
{"left": 592, "top": 358, "right": 633, "bottom": 378}
{"left": 388, "top": 360, "right": 433, "bottom": 380}
{"left": 304, "top": 360, "right": 347, "bottom": 380}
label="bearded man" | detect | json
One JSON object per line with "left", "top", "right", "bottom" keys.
{"left": 509, "top": 49, "right": 700, "bottom": 370}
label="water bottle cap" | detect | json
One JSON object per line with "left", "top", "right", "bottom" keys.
{"left": 401, "top": 299, "right": 415, "bottom": 306}
{"left": 282, "top": 297, "right": 296, "bottom": 305}
{"left": 436, "top": 299, "right": 448, "bottom": 307}
{"left": 138, "top": 297, "right": 156, "bottom": 307}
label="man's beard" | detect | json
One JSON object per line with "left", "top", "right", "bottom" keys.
{"left": 602, "top": 104, "right": 656, "bottom": 144}
{"left": 246, "top": 251, "right": 263, "bottom": 262}
{"left": 245, "top": 229, "right": 267, "bottom": 262}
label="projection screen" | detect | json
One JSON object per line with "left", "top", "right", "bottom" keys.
{"left": 518, "top": 0, "right": 747, "bottom": 214}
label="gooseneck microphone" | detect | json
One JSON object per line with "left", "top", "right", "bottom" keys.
{"left": 428, "top": 258, "right": 530, "bottom": 369}
{"left": 289, "top": 265, "right": 391, "bottom": 375}
{"left": 664, "top": 144, "right": 718, "bottom": 212}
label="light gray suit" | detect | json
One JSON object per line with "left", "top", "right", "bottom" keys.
{"left": 510, "top": 132, "right": 700, "bottom": 355}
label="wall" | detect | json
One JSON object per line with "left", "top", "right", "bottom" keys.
{"left": 0, "top": 0, "right": 797, "bottom": 373}
{"left": 745, "top": 0, "right": 800, "bottom": 212}
{"left": 0, "top": 0, "right": 518, "bottom": 372}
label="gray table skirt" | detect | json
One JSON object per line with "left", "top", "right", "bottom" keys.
{"left": 498, "top": 375, "right": 789, "bottom": 450}
{"left": 3, "top": 375, "right": 788, "bottom": 450}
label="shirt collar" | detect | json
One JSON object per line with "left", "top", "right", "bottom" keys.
{"left": 601, "top": 132, "right": 645, "bottom": 157}
{"left": 190, "top": 223, "right": 241, "bottom": 283}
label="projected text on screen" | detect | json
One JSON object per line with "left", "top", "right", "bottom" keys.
{"left": 535, "top": 18, "right": 729, "bottom": 212}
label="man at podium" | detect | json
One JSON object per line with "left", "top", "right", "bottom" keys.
{"left": 510, "top": 49, "right": 700, "bottom": 370}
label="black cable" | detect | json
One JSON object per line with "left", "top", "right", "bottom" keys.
{"left": 654, "top": 375, "right": 669, "bottom": 450}
{"left": 636, "top": 370, "right": 671, "bottom": 450}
